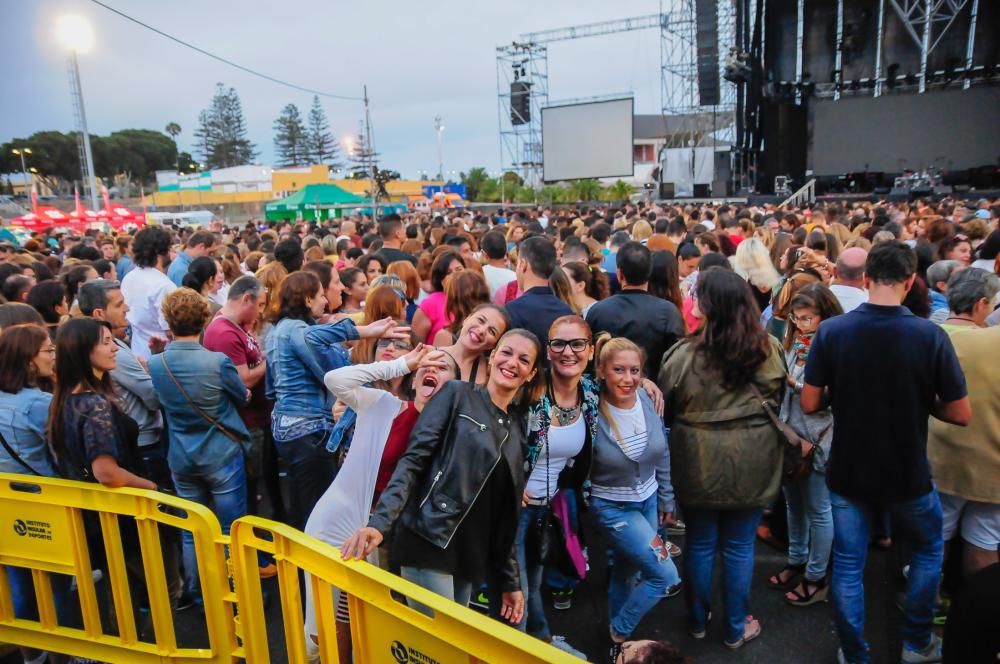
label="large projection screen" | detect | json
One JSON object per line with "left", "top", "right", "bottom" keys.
{"left": 810, "top": 87, "right": 1000, "bottom": 175}
{"left": 542, "top": 98, "right": 634, "bottom": 182}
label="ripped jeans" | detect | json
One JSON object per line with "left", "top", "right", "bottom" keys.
{"left": 591, "top": 494, "right": 681, "bottom": 639}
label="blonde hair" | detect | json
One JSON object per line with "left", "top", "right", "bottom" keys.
{"left": 734, "top": 237, "right": 781, "bottom": 291}
{"left": 631, "top": 219, "right": 653, "bottom": 242}
{"left": 594, "top": 333, "right": 645, "bottom": 449}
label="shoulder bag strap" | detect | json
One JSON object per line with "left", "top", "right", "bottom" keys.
{"left": 0, "top": 428, "right": 43, "bottom": 476}
{"left": 159, "top": 354, "right": 246, "bottom": 445}
{"left": 748, "top": 382, "right": 784, "bottom": 431}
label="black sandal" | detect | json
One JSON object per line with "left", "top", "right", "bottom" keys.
{"left": 785, "top": 578, "right": 829, "bottom": 606}
{"left": 767, "top": 563, "right": 805, "bottom": 590}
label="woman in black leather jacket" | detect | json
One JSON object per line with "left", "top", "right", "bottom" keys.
{"left": 342, "top": 328, "right": 545, "bottom": 625}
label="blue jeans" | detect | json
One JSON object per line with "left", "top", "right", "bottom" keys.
{"left": 172, "top": 454, "right": 248, "bottom": 599}
{"left": 830, "top": 489, "right": 942, "bottom": 664}
{"left": 6, "top": 567, "right": 72, "bottom": 624}
{"left": 486, "top": 504, "right": 548, "bottom": 637}
{"left": 400, "top": 566, "right": 474, "bottom": 617}
{"left": 591, "top": 494, "right": 681, "bottom": 639}
{"left": 543, "top": 489, "right": 581, "bottom": 594}
{"left": 683, "top": 506, "right": 762, "bottom": 643}
{"left": 784, "top": 471, "right": 834, "bottom": 582}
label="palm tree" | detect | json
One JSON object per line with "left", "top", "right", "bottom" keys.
{"left": 606, "top": 179, "right": 634, "bottom": 202}
{"left": 570, "top": 178, "right": 602, "bottom": 202}
{"left": 165, "top": 122, "right": 181, "bottom": 171}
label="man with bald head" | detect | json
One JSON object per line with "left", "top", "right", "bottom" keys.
{"left": 829, "top": 247, "right": 868, "bottom": 312}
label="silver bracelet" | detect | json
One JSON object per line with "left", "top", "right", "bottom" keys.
{"left": 795, "top": 381, "right": 804, "bottom": 393}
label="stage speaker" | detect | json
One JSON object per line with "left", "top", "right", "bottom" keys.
{"left": 695, "top": 0, "right": 721, "bottom": 106}
{"left": 659, "top": 182, "right": 675, "bottom": 199}
{"left": 758, "top": 101, "right": 807, "bottom": 193}
{"left": 693, "top": 184, "right": 711, "bottom": 198}
{"left": 511, "top": 81, "right": 531, "bottom": 126}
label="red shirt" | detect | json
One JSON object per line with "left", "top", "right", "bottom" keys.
{"left": 375, "top": 401, "right": 420, "bottom": 495}
{"left": 203, "top": 314, "right": 269, "bottom": 429}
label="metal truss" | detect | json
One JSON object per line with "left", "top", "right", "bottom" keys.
{"left": 520, "top": 14, "right": 664, "bottom": 44}
{"left": 889, "top": 0, "right": 969, "bottom": 54}
{"left": 497, "top": 42, "right": 548, "bottom": 188}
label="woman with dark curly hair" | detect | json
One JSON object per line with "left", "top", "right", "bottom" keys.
{"left": 659, "top": 267, "right": 786, "bottom": 650}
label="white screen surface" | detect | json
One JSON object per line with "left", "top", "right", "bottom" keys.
{"left": 542, "top": 98, "right": 634, "bottom": 182}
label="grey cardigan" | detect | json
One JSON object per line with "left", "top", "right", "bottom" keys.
{"left": 591, "top": 391, "right": 675, "bottom": 514}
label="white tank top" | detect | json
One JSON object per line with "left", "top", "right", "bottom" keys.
{"left": 525, "top": 415, "right": 585, "bottom": 500}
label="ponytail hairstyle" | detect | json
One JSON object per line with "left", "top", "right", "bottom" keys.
{"left": 487, "top": 328, "right": 546, "bottom": 407}
{"left": 563, "top": 261, "right": 610, "bottom": 301}
{"left": 548, "top": 265, "right": 578, "bottom": 313}
{"left": 594, "top": 332, "right": 645, "bottom": 449}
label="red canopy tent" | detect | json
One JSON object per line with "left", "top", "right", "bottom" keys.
{"left": 98, "top": 204, "right": 146, "bottom": 230}
{"left": 7, "top": 206, "right": 72, "bottom": 232}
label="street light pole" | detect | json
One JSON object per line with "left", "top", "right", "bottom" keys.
{"left": 57, "top": 14, "right": 99, "bottom": 210}
{"left": 434, "top": 115, "right": 445, "bottom": 184}
{"left": 12, "top": 148, "right": 31, "bottom": 196}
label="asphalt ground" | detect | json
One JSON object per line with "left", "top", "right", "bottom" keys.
{"left": 1, "top": 515, "right": 908, "bottom": 664}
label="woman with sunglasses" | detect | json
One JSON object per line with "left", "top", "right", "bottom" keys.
{"left": 437, "top": 303, "right": 511, "bottom": 385}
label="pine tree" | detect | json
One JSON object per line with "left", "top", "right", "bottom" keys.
{"left": 196, "top": 83, "right": 258, "bottom": 169}
{"left": 273, "top": 103, "right": 308, "bottom": 167}
{"left": 306, "top": 95, "right": 342, "bottom": 168}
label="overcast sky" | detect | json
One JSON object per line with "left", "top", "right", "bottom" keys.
{"left": 1, "top": 0, "right": 666, "bottom": 179}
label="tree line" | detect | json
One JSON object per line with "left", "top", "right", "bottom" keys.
{"left": 460, "top": 167, "right": 634, "bottom": 203}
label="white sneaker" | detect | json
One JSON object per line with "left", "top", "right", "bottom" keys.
{"left": 901, "top": 634, "right": 942, "bottom": 663}
{"left": 549, "top": 635, "right": 587, "bottom": 659}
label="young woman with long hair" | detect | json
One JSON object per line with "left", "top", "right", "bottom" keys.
{"left": 264, "top": 271, "right": 408, "bottom": 530}
{"left": 562, "top": 261, "right": 609, "bottom": 318}
{"left": 0, "top": 324, "right": 73, "bottom": 664}
{"left": 342, "top": 329, "right": 547, "bottom": 628}
{"left": 432, "top": 270, "right": 491, "bottom": 347}
{"left": 303, "top": 345, "right": 458, "bottom": 663}
{"left": 659, "top": 267, "right": 786, "bottom": 649}
{"left": 349, "top": 284, "right": 408, "bottom": 365}
{"left": 437, "top": 303, "right": 511, "bottom": 386}
{"left": 590, "top": 334, "right": 680, "bottom": 661}
{"left": 768, "top": 283, "right": 843, "bottom": 606}
{"left": 411, "top": 251, "right": 465, "bottom": 343}
{"left": 648, "top": 251, "right": 684, "bottom": 315}
{"left": 337, "top": 267, "right": 368, "bottom": 322}
{"left": 386, "top": 260, "right": 421, "bottom": 322}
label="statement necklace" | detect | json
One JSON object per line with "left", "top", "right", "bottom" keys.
{"left": 552, "top": 401, "right": 581, "bottom": 426}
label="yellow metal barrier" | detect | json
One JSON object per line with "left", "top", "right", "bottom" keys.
{"left": 0, "top": 473, "right": 237, "bottom": 663}
{"left": 1, "top": 474, "right": 578, "bottom": 663}
{"left": 230, "top": 517, "right": 577, "bottom": 664}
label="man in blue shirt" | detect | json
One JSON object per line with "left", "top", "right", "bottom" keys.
{"left": 802, "top": 241, "right": 971, "bottom": 664}
{"left": 167, "top": 230, "right": 217, "bottom": 286}
{"left": 505, "top": 236, "right": 572, "bottom": 344}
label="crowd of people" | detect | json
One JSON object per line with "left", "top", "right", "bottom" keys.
{"left": 0, "top": 195, "right": 998, "bottom": 664}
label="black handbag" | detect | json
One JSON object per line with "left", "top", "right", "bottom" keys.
{"left": 749, "top": 382, "right": 815, "bottom": 480}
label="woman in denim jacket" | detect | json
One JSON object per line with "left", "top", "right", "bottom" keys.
{"left": 0, "top": 323, "right": 72, "bottom": 664}
{"left": 264, "top": 271, "right": 407, "bottom": 529}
